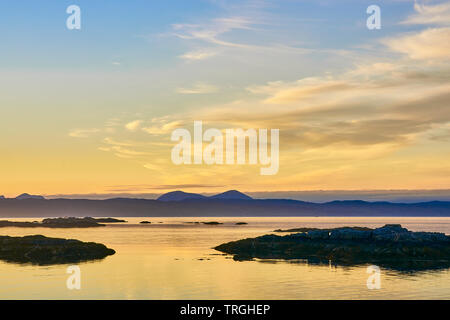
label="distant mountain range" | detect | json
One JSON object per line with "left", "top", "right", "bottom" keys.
{"left": 14, "top": 193, "right": 46, "bottom": 200}
{"left": 0, "top": 193, "right": 46, "bottom": 200}
{"left": 0, "top": 190, "right": 449, "bottom": 217}
{"left": 157, "top": 190, "right": 252, "bottom": 201}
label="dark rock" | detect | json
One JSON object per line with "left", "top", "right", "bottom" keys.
{"left": 215, "top": 224, "right": 450, "bottom": 272}
{"left": 274, "top": 227, "right": 321, "bottom": 233}
{"left": 307, "top": 230, "right": 330, "bottom": 240}
{"left": 329, "top": 228, "right": 371, "bottom": 240}
{"left": 274, "top": 226, "right": 373, "bottom": 233}
{"left": 202, "top": 221, "right": 223, "bottom": 225}
{"left": 42, "top": 217, "right": 105, "bottom": 228}
{"left": 235, "top": 222, "right": 248, "bottom": 225}
{"left": 0, "top": 235, "right": 115, "bottom": 265}
{"left": 0, "top": 217, "right": 106, "bottom": 228}
{"left": 140, "top": 221, "right": 151, "bottom": 224}
{"left": 372, "top": 224, "right": 427, "bottom": 241}
{"left": 94, "top": 218, "right": 126, "bottom": 223}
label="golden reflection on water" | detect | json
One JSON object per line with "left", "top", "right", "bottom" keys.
{"left": 0, "top": 217, "right": 449, "bottom": 299}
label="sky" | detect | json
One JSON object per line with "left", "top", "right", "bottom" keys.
{"left": 0, "top": 0, "right": 449, "bottom": 197}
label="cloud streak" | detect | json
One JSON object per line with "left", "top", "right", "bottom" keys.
{"left": 176, "top": 82, "right": 218, "bottom": 94}
{"left": 401, "top": 2, "right": 450, "bottom": 26}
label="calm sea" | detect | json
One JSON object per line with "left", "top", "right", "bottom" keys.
{"left": 0, "top": 217, "right": 449, "bottom": 299}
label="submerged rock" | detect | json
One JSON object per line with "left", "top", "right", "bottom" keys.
{"left": 0, "top": 235, "right": 115, "bottom": 265}
{"left": 215, "top": 224, "right": 450, "bottom": 271}
{"left": 202, "top": 222, "right": 223, "bottom": 225}
{"left": 140, "top": 221, "right": 151, "bottom": 224}
{"left": 94, "top": 218, "right": 127, "bottom": 223}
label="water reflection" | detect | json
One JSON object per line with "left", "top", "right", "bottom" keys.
{"left": 251, "top": 257, "right": 450, "bottom": 275}
{"left": 0, "top": 217, "right": 449, "bottom": 299}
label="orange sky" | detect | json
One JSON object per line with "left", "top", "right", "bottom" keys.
{"left": 0, "top": 1, "right": 449, "bottom": 197}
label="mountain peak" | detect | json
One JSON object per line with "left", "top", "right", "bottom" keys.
{"left": 157, "top": 191, "right": 207, "bottom": 202}
{"left": 210, "top": 190, "right": 253, "bottom": 200}
{"left": 15, "top": 193, "right": 45, "bottom": 200}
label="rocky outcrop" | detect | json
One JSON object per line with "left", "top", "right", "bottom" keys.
{"left": 0, "top": 235, "right": 115, "bottom": 265}
{"left": 0, "top": 217, "right": 124, "bottom": 228}
{"left": 93, "top": 218, "right": 127, "bottom": 223}
{"left": 42, "top": 217, "right": 105, "bottom": 228}
{"left": 274, "top": 226, "right": 372, "bottom": 233}
{"left": 215, "top": 224, "right": 450, "bottom": 271}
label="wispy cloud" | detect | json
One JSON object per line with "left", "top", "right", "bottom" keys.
{"left": 60, "top": 1, "right": 450, "bottom": 191}
{"left": 383, "top": 27, "right": 450, "bottom": 60}
{"left": 142, "top": 118, "right": 185, "bottom": 135}
{"left": 176, "top": 82, "right": 218, "bottom": 94}
{"left": 103, "top": 137, "right": 136, "bottom": 147}
{"left": 171, "top": 16, "right": 257, "bottom": 48}
{"left": 125, "top": 120, "right": 143, "bottom": 131}
{"left": 179, "top": 49, "right": 218, "bottom": 61}
{"left": 68, "top": 128, "right": 101, "bottom": 138}
{"left": 106, "top": 183, "right": 225, "bottom": 192}
{"left": 401, "top": 2, "right": 450, "bottom": 26}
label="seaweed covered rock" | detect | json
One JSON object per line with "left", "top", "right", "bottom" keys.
{"left": 215, "top": 224, "right": 450, "bottom": 271}
{"left": 0, "top": 235, "right": 115, "bottom": 265}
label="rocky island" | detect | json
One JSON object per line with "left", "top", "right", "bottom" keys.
{"left": 215, "top": 224, "right": 450, "bottom": 271}
{"left": 0, "top": 234, "right": 115, "bottom": 265}
{"left": 0, "top": 217, "right": 125, "bottom": 228}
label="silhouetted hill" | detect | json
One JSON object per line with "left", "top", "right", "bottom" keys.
{"left": 210, "top": 190, "right": 253, "bottom": 200}
{"left": 157, "top": 191, "right": 207, "bottom": 201}
{"left": 0, "top": 196, "right": 449, "bottom": 217}
{"left": 15, "top": 193, "right": 45, "bottom": 200}
{"left": 158, "top": 189, "right": 253, "bottom": 201}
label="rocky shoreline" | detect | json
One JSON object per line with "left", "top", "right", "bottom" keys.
{"left": 214, "top": 224, "right": 450, "bottom": 271}
{"left": 0, "top": 234, "right": 115, "bottom": 265}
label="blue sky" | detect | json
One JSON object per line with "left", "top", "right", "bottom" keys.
{"left": 0, "top": 0, "right": 418, "bottom": 71}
